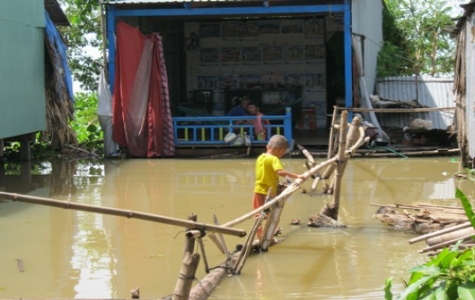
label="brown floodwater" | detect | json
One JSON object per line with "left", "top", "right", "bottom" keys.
{"left": 0, "top": 156, "right": 473, "bottom": 299}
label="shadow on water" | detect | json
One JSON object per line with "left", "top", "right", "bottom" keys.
{"left": 0, "top": 156, "right": 473, "bottom": 299}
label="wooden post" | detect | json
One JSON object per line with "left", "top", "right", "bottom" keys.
{"left": 172, "top": 252, "right": 201, "bottom": 300}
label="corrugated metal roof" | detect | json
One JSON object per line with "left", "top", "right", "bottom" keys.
{"left": 45, "top": 0, "right": 70, "bottom": 26}
{"left": 375, "top": 76, "right": 455, "bottom": 130}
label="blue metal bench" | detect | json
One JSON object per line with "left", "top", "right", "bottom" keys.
{"left": 172, "top": 107, "right": 293, "bottom": 147}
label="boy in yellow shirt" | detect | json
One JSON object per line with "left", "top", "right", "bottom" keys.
{"left": 253, "top": 134, "right": 306, "bottom": 239}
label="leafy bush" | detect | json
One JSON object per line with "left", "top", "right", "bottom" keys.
{"left": 70, "top": 92, "right": 102, "bottom": 145}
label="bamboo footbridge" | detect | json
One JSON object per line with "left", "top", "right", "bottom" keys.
{"left": 1, "top": 110, "right": 376, "bottom": 300}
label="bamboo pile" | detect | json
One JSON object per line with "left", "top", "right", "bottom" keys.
{"left": 408, "top": 222, "right": 475, "bottom": 255}
{"left": 372, "top": 202, "right": 468, "bottom": 234}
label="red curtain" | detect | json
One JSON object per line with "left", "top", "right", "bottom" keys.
{"left": 112, "top": 22, "right": 175, "bottom": 157}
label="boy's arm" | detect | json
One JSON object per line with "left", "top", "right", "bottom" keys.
{"left": 276, "top": 169, "right": 306, "bottom": 179}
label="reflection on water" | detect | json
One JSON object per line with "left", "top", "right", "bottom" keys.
{"left": 0, "top": 156, "right": 472, "bottom": 299}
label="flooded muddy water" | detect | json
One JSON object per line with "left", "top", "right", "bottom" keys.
{"left": 0, "top": 156, "right": 472, "bottom": 299}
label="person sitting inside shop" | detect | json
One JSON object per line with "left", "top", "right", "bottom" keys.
{"left": 227, "top": 95, "right": 250, "bottom": 125}
{"left": 246, "top": 101, "right": 270, "bottom": 140}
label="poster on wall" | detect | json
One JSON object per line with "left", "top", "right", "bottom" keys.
{"left": 302, "top": 88, "right": 327, "bottom": 129}
{"left": 305, "top": 45, "right": 325, "bottom": 62}
{"left": 199, "top": 23, "right": 221, "bottom": 38}
{"left": 304, "top": 19, "right": 324, "bottom": 37}
{"left": 258, "top": 20, "right": 280, "bottom": 35}
{"left": 242, "top": 47, "right": 262, "bottom": 65}
{"left": 200, "top": 48, "right": 220, "bottom": 66}
{"left": 262, "top": 45, "right": 282, "bottom": 64}
{"left": 283, "top": 45, "right": 304, "bottom": 63}
{"left": 221, "top": 47, "right": 241, "bottom": 65}
{"left": 185, "top": 18, "right": 327, "bottom": 116}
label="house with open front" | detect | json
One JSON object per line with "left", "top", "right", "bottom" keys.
{"left": 103, "top": 0, "right": 384, "bottom": 157}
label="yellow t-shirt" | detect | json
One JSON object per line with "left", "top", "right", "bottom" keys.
{"left": 254, "top": 153, "right": 283, "bottom": 196}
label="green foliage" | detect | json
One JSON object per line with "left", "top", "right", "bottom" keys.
{"left": 377, "top": 41, "right": 413, "bottom": 77}
{"left": 385, "top": 188, "right": 475, "bottom": 299}
{"left": 379, "top": 0, "right": 456, "bottom": 77}
{"left": 70, "top": 92, "right": 102, "bottom": 147}
{"left": 457, "top": 188, "right": 475, "bottom": 231}
{"left": 58, "top": 0, "right": 103, "bottom": 92}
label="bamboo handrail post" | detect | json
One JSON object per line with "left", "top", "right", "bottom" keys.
{"left": 232, "top": 214, "right": 264, "bottom": 275}
{"left": 213, "top": 214, "right": 231, "bottom": 258}
{"left": 311, "top": 176, "right": 321, "bottom": 191}
{"left": 321, "top": 163, "right": 336, "bottom": 179}
{"left": 185, "top": 215, "right": 198, "bottom": 254}
{"left": 327, "top": 106, "right": 338, "bottom": 159}
{"left": 260, "top": 196, "right": 287, "bottom": 251}
{"left": 208, "top": 233, "right": 225, "bottom": 254}
{"left": 0, "top": 192, "right": 246, "bottom": 237}
{"left": 172, "top": 252, "right": 200, "bottom": 300}
{"left": 297, "top": 144, "right": 315, "bottom": 166}
{"left": 197, "top": 238, "right": 210, "bottom": 273}
{"left": 333, "top": 111, "right": 349, "bottom": 206}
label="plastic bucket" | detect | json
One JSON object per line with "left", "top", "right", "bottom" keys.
{"left": 224, "top": 132, "right": 237, "bottom": 144}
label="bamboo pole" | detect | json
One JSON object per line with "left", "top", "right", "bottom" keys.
{"left": 408, "top": 221, "right": 471, "bottom": 244}
{"left": 327, "top": 106, "right": 338, "bottom": 159}
{"left": 197, "top": 238, "right": 210, "bottom": 273}
{"left": 0, "top": 192, "right": 246, "bottom": 238}
{"left": 208, "top": 233, "right": 226, "bottom": 254}
{"left": 425, "top": 226, "right": 475, "bottom": 246}
{"left": 185, "top": 215, "right": 198, "bottom": 254}
{"left": 420, "top": 233, "right": 475, "bottom": 254}
{"left": 260, "top": 195, "right": 288, "bottom": 251}
{"left": 371, "top": 203, "right": 465, "bottom": 211}
{"left": 212, "top": 215, "right": 231, "bottom": 258}
{"left": 328, "top": 110, "right": 349, "bottom": 215}
{"left": 328, "top": 113, "right": 364, "bottom": 195}
{"left": 172, "top": 252, "right": 201, "bottom": 300}
{"left": 232, "top": 214, "right": 264, "bottom": 275}
{"left": 297, "top": 144, "right": 315, "bottom": 166}
{"left": 311, "top": 176, "right": 321, "bottom": 191}
{"left": 337, "top": 106, "right": 456, "bottom": 113}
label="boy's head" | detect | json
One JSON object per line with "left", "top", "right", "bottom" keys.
{"left": 266, "top": 134, "right": 288, "bottom": 157}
